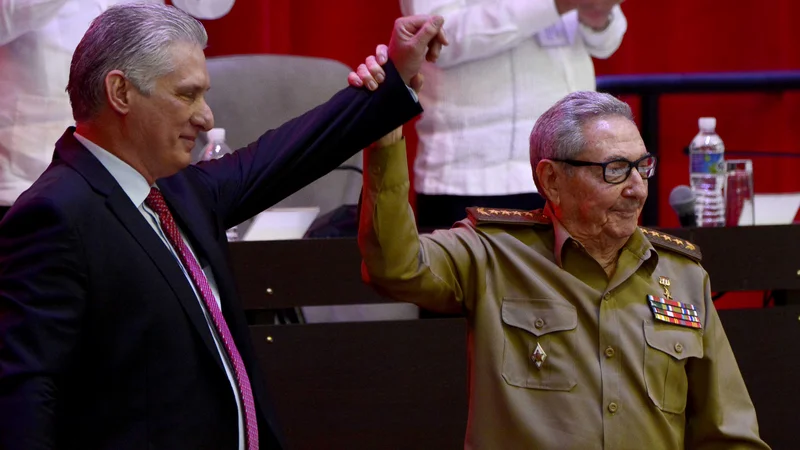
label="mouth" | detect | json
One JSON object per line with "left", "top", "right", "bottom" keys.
{"left": 611, "top": 209, "right": 639, "bottom": 217}
{"left": 180, "top": 136, "right": 196, "bottom": 150}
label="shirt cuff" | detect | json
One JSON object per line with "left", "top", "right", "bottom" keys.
{"left": 579, "top": 5, "right": 626, "bottom": 41}
{"left": 406, "top": 86, "right": 419, "bottom": 103}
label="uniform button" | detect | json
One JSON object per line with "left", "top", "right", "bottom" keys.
{"left": 674, "top": 343, "right": 684, "bottom": 354}
{"left": 603, "top": 292, "right": 611, "bottom": 301}
{"left": 608, "top": 402, "right": 619, "bottom": 413}
{"left": 604, "top": 346, "right": 615, "bottom": 358}
{"left": 534, "top": 318, "right": 545, "bottom": 329}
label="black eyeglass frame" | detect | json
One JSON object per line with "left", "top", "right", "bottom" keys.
{"left": 550, "top": 154, "right": 657, "bottom": 185}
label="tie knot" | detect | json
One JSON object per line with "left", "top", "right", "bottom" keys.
{"left": 145, "top": 187, "right": 168, "bottom": 213}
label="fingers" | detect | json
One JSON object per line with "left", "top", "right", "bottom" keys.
{"left": 366, "top": 55, "right": 385, "bottom": 84}
{"left": 375, "top": 44, "right": 388, "bottom": 65}
{"left": 409, "top": 73, "right": 424, "bottom": 94}
{"left": 347, "top": 71, "right": 363, "bottom": 88}
{"left": 393, "top": 14, "right": 433, "bottom": 40}
{"left": 356, "top": 63, "right": 378, "bottom": 91}
{"left": 411, "top": 15, "right": 445, "bottom": 48}
{"left": 426, "top": 40, "right": 443, "bottom": 62}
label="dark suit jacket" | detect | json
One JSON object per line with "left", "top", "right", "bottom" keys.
{"left": 0, "top": 62, "right": 420, "bottom": 450}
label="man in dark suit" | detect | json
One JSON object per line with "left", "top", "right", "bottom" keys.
{"left": 0, "top": 4, "right": 446, "bottom": 449}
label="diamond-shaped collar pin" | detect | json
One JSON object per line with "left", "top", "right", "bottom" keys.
{"left": 531, "top": 342, "right": 547, "bottom": 369}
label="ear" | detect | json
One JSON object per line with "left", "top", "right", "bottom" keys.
{"left": 104, "top": 70, "right": 133, "bottom": 115}
{"left": 536, "top": 160, "right": 562, "bottom": 206}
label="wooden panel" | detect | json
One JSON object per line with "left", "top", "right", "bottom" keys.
{"left": 667, "top": 225, "right": 800, "bottom": 292}
{"left": 230, "top": 239, "right": 385, "bottom": 310}
{"left": 232, "top": 226, "right": 800, "bottom": 310}
{"left": 718, "top": 305, "right": 800, "bottom": 449}
{"left": 250, "top": 308, "right": 800, "bottom": 449}
{"left": 251, "top": 319, "right": 468, "bottom": 450}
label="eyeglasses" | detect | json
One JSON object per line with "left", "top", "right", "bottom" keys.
{"left": 551, "top": 154, "right": 657, "bottom": 185}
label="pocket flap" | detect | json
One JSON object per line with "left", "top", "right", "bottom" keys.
{"left": 644, "top": 320, "right": 704, "bottom": 360}
{"left": 501, "top": 298, "right": 577, "bottom": 337}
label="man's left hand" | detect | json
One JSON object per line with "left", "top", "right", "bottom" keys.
{"left": 347, "top": 15, "right": 447, "bottom": 91}
{"left": 578, "top": 0, "right": 621, "bottom": 30}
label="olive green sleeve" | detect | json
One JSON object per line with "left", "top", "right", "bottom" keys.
{"left": 684, "top": 271, "right": 771, "bottom": 449}
{"left": 357, "top": 139, "right": 486, "bottom": 313}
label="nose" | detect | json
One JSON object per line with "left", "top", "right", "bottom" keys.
{"left": 622, "top": 169, "right": 648, "bottom": 201}
{"left": 191, "top": 99, "right": 214, "bottom": 132}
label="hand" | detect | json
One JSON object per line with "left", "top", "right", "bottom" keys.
{"left": 577, "top": 0, "right": 621, "bottom": 30}
{"left": 555, "top": 0, "right": 578, "bottom": 14}
{"left": 348, "top": 44, "right": 426, "bottom": 93}
{"left": 388, "top": 15, "right": 448, "bottom": 85}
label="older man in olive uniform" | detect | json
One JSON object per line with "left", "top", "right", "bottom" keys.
{"left": 356, "top": 90, "right": 769, "bottom": 448}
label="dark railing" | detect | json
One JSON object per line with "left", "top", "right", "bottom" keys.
{"left": 597, "top": 70, "right": 800, "bottom": 226}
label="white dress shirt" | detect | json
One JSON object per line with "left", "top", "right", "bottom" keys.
{"left": 0, "top": 0, "right": 234, "bottom": 206}
{"left": 74, "top": 132, "right": 246, "bottom": 450}
{"left": 401, "top": 0, "right": 627, "bottom": 196}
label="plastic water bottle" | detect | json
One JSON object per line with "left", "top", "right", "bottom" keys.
{"left": 201, "top": 128, "right": 240, "bottom": 241}
{"left": 689, "top": 117, "right": 726, "bottom": 227}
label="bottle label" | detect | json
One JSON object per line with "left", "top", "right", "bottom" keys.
{"left": 690, "top": 152, "right": 725, "bottom": 175}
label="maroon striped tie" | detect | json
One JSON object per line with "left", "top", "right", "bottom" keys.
{"left": 145, "top": 187, "right": 258, "bottom": 449}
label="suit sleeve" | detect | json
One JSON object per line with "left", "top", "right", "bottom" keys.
{"left": 0, "top": 200, "right": 88, "bottom": 450}
{"left": 401, "top": 0, "right": 562, "bottom": 69}
{"left": 683, "top": 271, "right": 771, "bottom": 449}
{"left": 357, "top": 138, "right": 487, "bottom": 314}
{"left": 185, "top": 60, "right": 423, "bottom": 230}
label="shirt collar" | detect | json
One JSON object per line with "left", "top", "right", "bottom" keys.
{"left": 73, "top": 132, "right": 152, "bottom": 207}
{"left": 546, "top": 203, "right": 657, "bottom": 268}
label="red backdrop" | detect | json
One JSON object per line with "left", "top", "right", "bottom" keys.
{"left": 191, "top": 0, "right": 800, "bottom": 308}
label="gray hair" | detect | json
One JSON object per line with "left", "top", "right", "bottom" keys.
{"left": 529, "top": 91, "right": 634, "bottom": 192}
{"left": 67, "top": 3, "right": 208, "bottom": 122}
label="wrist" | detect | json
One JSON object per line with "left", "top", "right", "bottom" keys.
{"left": 368, "top": 128, "right": 404, "bottom": 151}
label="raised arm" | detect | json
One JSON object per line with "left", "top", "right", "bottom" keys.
{"left": 358, "top": 130, "right": 488, "bottom": 313}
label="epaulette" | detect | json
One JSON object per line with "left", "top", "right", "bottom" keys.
{"left": 467, "top": 207, "right": 552, "bottom": 227}
{"left": 640, "top": 227, "right": 702, "bottom": 262}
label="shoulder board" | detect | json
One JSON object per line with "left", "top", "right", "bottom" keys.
{"left": 467, "top": 207, "right": 552, "bottom": 227}
{"left": 640, "top": 227, "right": 702, "bottom": 262}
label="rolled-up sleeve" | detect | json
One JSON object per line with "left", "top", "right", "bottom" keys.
{"left": 578, "top": 4, "right": 627, "bottom": 59}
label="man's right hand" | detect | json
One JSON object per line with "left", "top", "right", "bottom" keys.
{"left": 387, "top": 15, "right": 448, "bottom": 86}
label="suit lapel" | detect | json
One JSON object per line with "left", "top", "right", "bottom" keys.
{"left": 55, "top": 129, "right": 225, "bottom": 372}
{"left": 157, "top": 179, "right": 240, "bottom": 324}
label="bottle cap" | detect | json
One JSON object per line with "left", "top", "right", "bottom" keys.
{"left": 207, "top": 128, "right": 226, "bottom": 142}
{"left": 698, "top": 117, "right": 716, "bottom": 132}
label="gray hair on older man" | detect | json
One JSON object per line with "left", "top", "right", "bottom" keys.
{"left": 529, "top": 91, "right": 634, "bottom": 193}
{"left": 66, "top": 3, "right": 208, "bottom": 122}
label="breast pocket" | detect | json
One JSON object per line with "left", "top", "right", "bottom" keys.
{"left": 500, "top": 298, "right": 577, "bottom": 391}
{"left": 643, "top": 320, "right": 704, "bottom": 414}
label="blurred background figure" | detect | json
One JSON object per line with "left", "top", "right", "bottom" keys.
{"left": 0, "top": 0, "right": 234, "bottom": 220}
{"left": 401, "top": 0, "right": 627, "bottom": 230}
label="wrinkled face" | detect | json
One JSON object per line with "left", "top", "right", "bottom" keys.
{"left": 127, "top": 41, "right": 213, "bottom": 181}
{"left": 558, "top": 116, "right": 649, "bottom": 241}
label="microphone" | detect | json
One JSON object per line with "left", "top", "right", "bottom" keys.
{"left": 669, "top": 185, "right": 697, "bottom": 227}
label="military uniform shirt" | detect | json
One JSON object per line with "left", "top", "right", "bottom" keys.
{"left": 358, "top": 140, "right": 769, "bottom": 450}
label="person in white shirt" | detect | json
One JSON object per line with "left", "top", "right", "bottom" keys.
{"left": 0, "top": 0, "right": 234, "bottom": 219}
{"left": 401, "top": 0, "right": 628, "bottom": 230}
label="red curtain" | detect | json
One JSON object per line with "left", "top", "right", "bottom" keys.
{"left": 194, "top": 0, "right": 800, "bottom": 308}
